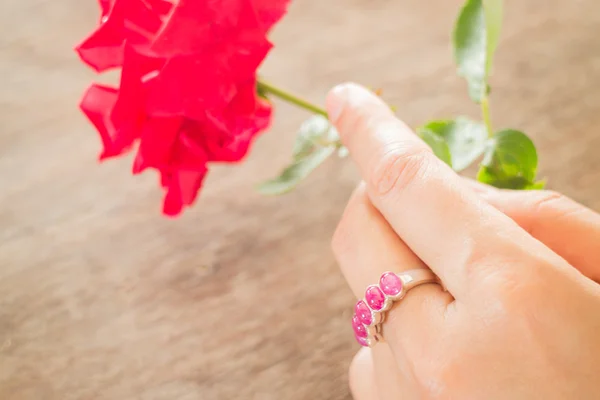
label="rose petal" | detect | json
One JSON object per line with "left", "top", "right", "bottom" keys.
{"left": 144, "top": 54, "right": 237, "bottom": 119}
{"left": 146, "top": 0, "right": 173, "bottom": 15}
{"left": 199, "top": 81, "right": 272, "bottom": 161}
{"left": 76, "top": 0, "right": 166, "bottom": 71}
{"left": 162, "top": 168, "right": 208, "bottom": 216}
{"left": 112, "top": 45, "right": 165, "bottom": 147}
{"left": 79, "top": 83, "right": 121, "bottom": 159}
{"left": 133, "top": 117, "right": 183, "bottom": 173}
{"left": 250, "top": 0, "right": 291, "bottom": 32}
{"left": 99, "top": 0, "right": 114, "bottom": 18}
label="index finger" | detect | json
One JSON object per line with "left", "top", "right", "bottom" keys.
{"left": 326, "top": 83, "right": 567, "bottom": 298}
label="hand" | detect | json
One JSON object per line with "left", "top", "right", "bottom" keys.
{"left": 326, "top": 83, "right": 600, "bottom": 400}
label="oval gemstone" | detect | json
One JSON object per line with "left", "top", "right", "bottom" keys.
{"left": 355, "top": 300, "right": 373, "bottom": 325}
{"left": 355, "top": 334, "right": 369, "bottom": 347}
{"left": 352, "top": 314, "right": 368, "bottom": 338}
{"left": 380, "top": 272, "right": 403, "bottom": 296}
{"left": 365, "top": 286, "right": 385, "bottom": 311}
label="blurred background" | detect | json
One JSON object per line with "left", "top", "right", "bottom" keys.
{"left": 1, "top": 0, "right": 599, "bottom": 399}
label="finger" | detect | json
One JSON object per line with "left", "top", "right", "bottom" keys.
{"left": 465, "top": 181, "right": 600, "bottom": 282}
{"left": 349, "top": 347, "right": 380, "bottom": 400}
{"left": 350, "top": 346, "right": 417, "bottom": 400}
{"left": 326, "top": 83, "right": 570, "bottom": 298}
{"left": 333, "top": 183, "right": 450, "bottom": 355}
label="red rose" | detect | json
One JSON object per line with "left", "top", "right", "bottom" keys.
{"left": 77, "top": 0, "right": 289, "bottom": 216}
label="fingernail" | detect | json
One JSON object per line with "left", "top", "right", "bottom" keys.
{"left": 326, "top": 84, "right": 348, "bottom": 123}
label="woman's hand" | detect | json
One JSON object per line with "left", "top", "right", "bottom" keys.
{"left": 326, "top": 83, "right": 600, "bottom": 399}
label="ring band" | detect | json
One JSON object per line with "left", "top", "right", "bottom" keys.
{"left": 352, "top": 269, "right": 440, "bottom": 347}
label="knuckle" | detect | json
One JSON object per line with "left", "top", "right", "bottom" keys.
{"left": 406, "top": 330, "right": 460, "bottom": 399}
{"left": 479, "top": 261, "right": 545, "bottom": 316}
{"left": 369, "top": 145, "right": 433, "bottom": 196}
{"left": 482, "top": 275, "right": 528, "bottom": 318}
{"left": 525, "top": 190, "right": 583, "bottom": 239}
{"left": 462, "top": 242, "right": 547, "bottom": 316}
{"left": 459, "top": 237, "right": 497, "bottom": 286}
{"left": 528, "top": 190, "right": 566, "bottom": 216}
{"left": 412, "top": 356, "right": 457, "bottom": 399}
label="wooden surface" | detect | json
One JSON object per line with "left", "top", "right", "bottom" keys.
{"left": 1, "top": 0, "right": 600, "bottom": 399}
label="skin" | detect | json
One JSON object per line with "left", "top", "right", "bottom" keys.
{"left": 325, "top": 83, "right": 600, "bottom": 400}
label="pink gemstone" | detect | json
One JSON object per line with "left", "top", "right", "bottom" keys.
{"left": 380, "top": 272, "right": 403, "bottom": 296}
{"left": 352, "top": 315, "right": 368, "bottom": 338}
{"left": 355, "top": 300, "right": 373, "bottom": 325}
{"left": 355, "top": 334, "right": 369, "bottom": 347}
{"left": 365, "top": 286, "right": 385, "bottom": 311}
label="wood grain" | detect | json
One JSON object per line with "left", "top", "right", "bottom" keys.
{"left": 1, "top": 0, "right": 599, "bottom": 398}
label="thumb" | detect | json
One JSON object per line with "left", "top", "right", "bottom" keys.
{"left": 466, "top": 181, "right": 600, "bottom": 282}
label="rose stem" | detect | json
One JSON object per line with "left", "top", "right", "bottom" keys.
{"left": 257, "top": 80, "right": 328, "bottom": 117}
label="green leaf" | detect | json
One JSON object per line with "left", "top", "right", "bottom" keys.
{"left": 524, "top": 180, "right": 546, "bottom": 190}
{"left": 476, "top": 129, "right": 540, "bottom": 189}
{"left": 419, "top": 117, "right": 487, "bottom": 171}
{"left": 292, "top": 115, "right": 339, "bottom": 160}
{"left": 257, "top": 147, "right": 336, "bottom": 195}
{"left": 418, "top": 128, "right": 452, "bottom": 167}
{"left": 453, "top": 0, "right": 503, "bottom": 102}
{"left": 258, "top": 116, "right": 342, "bottom": 195}
{"left": 483, "top": 0, "right": 503, "bottom": 75}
